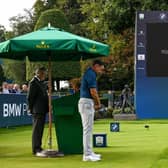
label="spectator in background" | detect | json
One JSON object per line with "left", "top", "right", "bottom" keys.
{"left": 12, "top": 83, "right": 21, "bottom": 94}
{"left": 2, "top": 82, "right": 9, "bottom": 94}
{"left": 21, "top": 84, "right": 28, "bottom": 94}
{"left": 69, "top": 78, "right": 81, "bottom": 94}
{"left": 0, "top": 86, "right": 3, "bottom": 93}
{"left": 8, "top": 84, "right": 14, "bottom": 93}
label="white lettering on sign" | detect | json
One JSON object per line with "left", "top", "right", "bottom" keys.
{"left": 3, "top": 103, "right": 28, "bottom": 117}
{"left": 23, "top": 103, "right": 27, "bottom": 116}
{"left": 3, "top": 104, "right": 8, "bottom": 117}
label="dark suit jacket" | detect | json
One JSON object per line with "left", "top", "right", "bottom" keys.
{"left": 27, "top": 77, "right": 49, "bottom": 115}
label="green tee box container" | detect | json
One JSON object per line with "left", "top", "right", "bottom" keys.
{"left": 52, "top": 93, "right": 83, "bottom": 154}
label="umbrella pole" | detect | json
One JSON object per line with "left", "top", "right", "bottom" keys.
{"left": 48, "top": 56, "right": 52, "bottom": 149}
{"left": 44, "top": 55, "right": 64, "bottom": 157}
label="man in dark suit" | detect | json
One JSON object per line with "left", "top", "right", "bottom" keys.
{"left": 27, "top": 67, "right": 48, "bottom": 157}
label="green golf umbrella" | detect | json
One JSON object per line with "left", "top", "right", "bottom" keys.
{"left": 0, "top": 26, "right": 109, "bottom": 152}
{"left": 0, "top": 26, "right": 109, "bottom": 61}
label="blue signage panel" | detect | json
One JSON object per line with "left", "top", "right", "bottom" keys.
{"left": 135, "top": 11, "right": 168, "bottom": 119}
{"left": 0, "top": 94, "right": 31, "bottom": 127}
{"left": 0, "top": 94, "right": 58, "bottom": 127}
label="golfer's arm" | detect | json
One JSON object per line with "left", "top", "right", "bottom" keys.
{"left": 90, "top": 88, "right": 101, "bottom": 106}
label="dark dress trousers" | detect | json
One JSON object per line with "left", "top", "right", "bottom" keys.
{"left": 27, "top": 77, "right": 49, "bottom": 154}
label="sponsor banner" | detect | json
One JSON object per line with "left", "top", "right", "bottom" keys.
{"left": 0, "top": 94, "right": 58, "bottom": 127}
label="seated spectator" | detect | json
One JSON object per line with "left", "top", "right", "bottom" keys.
{"left": 0, "top": 86, "right": 3, "bottom": 93}
{"left": 21, "top": 84, "right": 28, "bottom": 94}
{"left": 2, "top": 82, "right": 9, "bottom": 94}
{"left": 69, "top": 78, "right": 81, "bottom": 93}
{"left": 8, "top": 83, "right": 14, "bottom": 93}
{"left": 12, "top": 83, "right": 21, "bottom": 94}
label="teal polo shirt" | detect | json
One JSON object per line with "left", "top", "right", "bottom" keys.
{"left": 80, "top": 67, "right": 97, "bottom": 99}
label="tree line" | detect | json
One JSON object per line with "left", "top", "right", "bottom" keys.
{"left": 1, "top": 0, "right": 168, "bottom": 90}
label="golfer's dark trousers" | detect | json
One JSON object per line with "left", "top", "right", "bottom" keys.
{"left": 32, "top": 113, "right": 46, "bottom": 154}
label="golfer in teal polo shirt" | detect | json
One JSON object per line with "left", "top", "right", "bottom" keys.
{"left": 78, "top": 59, "right": 105, "bottom": 161}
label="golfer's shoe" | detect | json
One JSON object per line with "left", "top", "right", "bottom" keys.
{"left": 91, "top": 152, "right": 101, "bottom": 158}
{"left": 35, "top": 151, "right": 47, "bottom": 157}
{"left": 83, "top": 155, "right": 101, "bottom": 161}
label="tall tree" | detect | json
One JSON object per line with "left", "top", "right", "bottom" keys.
{"left": 34, "top": 8, "right": 70, "bottom": 30}
{"left": 103, "top": 0, "right": 141, "bottom": 33}
{"left": 79, "top": 1, "right": 108, "bottom": 41}
{"left": 0, "top": 25, "right": 5, "bottom": 84}
{"left": 0, "top": 25, "right": 6, "bottom": 42}
{"left": 32, "top": 0, "right": 60, "bottom": 25}
{"left": 27, "top": 9, "right": 80, "bottom": 89}
{"left": 0, "top": 64, "right": 5, "bottom": 85}
{"left": 62, "top": 0, "right": 84, "bottom": 24}
{"left": 60, "top": 0, "right": 85, "bottom": 35}
{"left": 141, "top": 0, "right": 168, "bottom": 10}
{"left": 33, "top": 0, "right": 48, "bottom": 25}
{"left": 9, "top": 9, "right": 34, "bottom": 36}
{"left": 3, "top": 59, "right": 26, "bottom": 84}
{"left": 2, "top": 8, "right": 35, "bottom": 85}
{"left": 44, "top": 0, "right": 58, "bottom": 8}
{"left": 101, "top": 28, "right": 134, "bottom": 90}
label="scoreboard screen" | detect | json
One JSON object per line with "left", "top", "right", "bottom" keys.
{"left": 146, "top": 23, "right": 168, "bottom": 76}
{"left": 136, "top": 11, "right": 168, "bottom": 119}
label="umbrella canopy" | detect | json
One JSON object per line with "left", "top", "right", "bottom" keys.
{"left": 0, "top": 26, "right": 109, "bottom": 61}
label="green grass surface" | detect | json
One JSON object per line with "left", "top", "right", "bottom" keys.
{"left": 1, "top": 119, "right": 168, "bottom": 168}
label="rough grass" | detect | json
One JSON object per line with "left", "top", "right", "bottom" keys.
{"left": 1, "top": 119, "right": 168, "bottom": 168}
